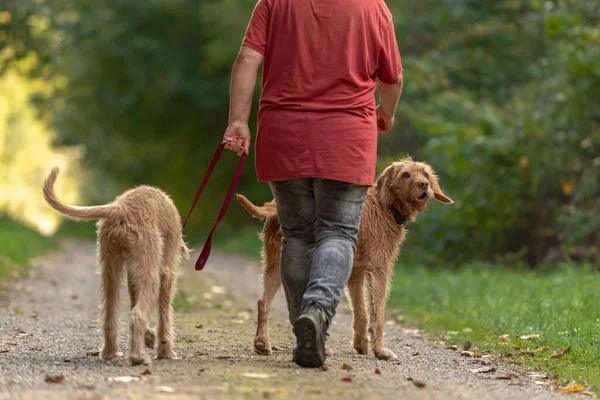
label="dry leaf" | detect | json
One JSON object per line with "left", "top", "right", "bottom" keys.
{"left": 412, "top": 380, "right": 427, "bottom": 389}
{"left": 340, "top": 363, "right": 353, "bottom": 371}
{"left": 215, "top": 355, "right": 232, "bottom": 360}
{"left": 412, "top": 352, "right": 420, "bottom": 356}
{"left": 140, "top": 369, "right": 152, "bottom": 376}
{"left": 519, "top": 334, "right": 540, "bottom": 340}
{"left": 551, "top": 347, "right": 570, "bottom": 358}
{"left": 521, "top": 348, "right": 536, "bottom": 357}
{"left": 45, "top": 374, "right": 65, "bottom": 383}
{"left": 7, "top": 341, "right": 17, "bottom": 346}
{"left": 155, "top": 386, "right": 176, "bottom": 393}
{"left": 195, "top": 324, "right": 203, "bottom": 329}
{"left": 86, "top": 351, "right": 100, "bottom": 357}
{"left": 433, "top": 386, "right": 442, "bottom": 391}
{"left": 0, "top": 349, "right": 8, "bottom": 353}
{"left": 242, "top": 372, "right": 271, "bottom": 379}
{"left": 460, "top": 351, "right": 476, "bottom": 357}
{"left": 495, "top": 373, "right": 517, "bottom": 380}
{"left": 446, "top": 345, "right": 458, "bottom": 351}
{"left": 341, "top": 377, "right": 352, "bottom": 383}
{"left": 471, "top": 367, "right": 496, "bottom": 374}
{"left": 320, "top": 366, "right": 329, "bottom": 372}
{"left": 106, "top": 376, "right": 143, "bottom": 383}
{"left": 462, "top": 327, "right": 473, "bottom": 333}
{"left": 555, "top": 384, "right": 585, "bottom": 393}
{"left": 375, "top": 368, "right": 382, "bottom": 375}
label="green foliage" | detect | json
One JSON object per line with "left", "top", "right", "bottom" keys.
{"left": 388, "top": 262, "right": 600, "bottom": 394}
{"left": 0, "top": 216, "right": 57, "bottom": 279}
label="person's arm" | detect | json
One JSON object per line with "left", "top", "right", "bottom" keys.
{"left": 228, "top": 46, "right": 264, "bottom": 125}
{"left": 377, "top": 74, "right": 403, "bottom": 120}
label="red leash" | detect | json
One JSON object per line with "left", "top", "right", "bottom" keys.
{"left": 181, "top": 142, "right": 246, "bottom": 271}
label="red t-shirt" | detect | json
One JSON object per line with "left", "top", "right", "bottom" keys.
{"left": 242, "top": 0, "right": 402, "bottom": 186}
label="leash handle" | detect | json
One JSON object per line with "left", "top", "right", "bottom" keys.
{"left": 180, "top": 142, "right": 246, "bottom": 271}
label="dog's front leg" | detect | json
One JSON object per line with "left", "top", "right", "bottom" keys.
{"left": 369, "top": 270, "right": 398, "bottom": 361}
{"left": 347, "top": 272, "right": 369, "bottom": 355}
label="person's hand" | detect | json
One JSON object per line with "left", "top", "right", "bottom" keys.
{"left": 376, "top": 105, "right": 394, "bottom": 133}
{"left": 223, "top": 120, "right": 251, "bottom": 157}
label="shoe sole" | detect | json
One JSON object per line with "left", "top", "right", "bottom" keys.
{"left": 293, "top": 315, "right": 325, "bottom": 368}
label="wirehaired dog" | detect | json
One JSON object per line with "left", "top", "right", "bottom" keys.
{"left": 43, "top": 167, "right": 189, "bottom": 366}
{"left": 237, "top": 157, "right": 453, "bottom": 361}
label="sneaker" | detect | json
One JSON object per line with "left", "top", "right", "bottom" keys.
{"left": 292, "top": 305, "right": 329, "bottom": 368}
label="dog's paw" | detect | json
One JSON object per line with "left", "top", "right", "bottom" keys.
{"left": 145, "top": 329, "right": 156, "bottom": 349}
{"left": 100, "top": 349, "right": 122, "bottom": 360}
{"left": 253, "top": 338, "right": 272, "bottom": 356}
{"left": 129, "top": 353, "right": 152, "bottom": 366}
{"left": 156, "top": 348, "right": 178, "bottom": 360}
{"left": 352, "top": 336, "right": 369, "bottom": 355}
{"left": 373, "top": 346, "right": 398, "bottom": 361}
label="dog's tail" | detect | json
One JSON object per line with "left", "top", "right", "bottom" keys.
{"left": 43, "top": 167, "right": 114, "bottom": 221}
{"left": 235, "top": 194, "right": 277, "bottom": 220}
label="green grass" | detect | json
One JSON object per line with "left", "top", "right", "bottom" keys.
{"left": 0, "top": 216, "right": 57, "bottom": 280}
{"left": 388, "top": 263, "right": 600, "bottom": 393}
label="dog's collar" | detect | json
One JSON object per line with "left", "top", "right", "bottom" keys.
{"left": 389, "top": 205, "right": 408, "bottom": 227}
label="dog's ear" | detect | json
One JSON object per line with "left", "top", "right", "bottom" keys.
{"left": 428, "top": 170, "right": 453, "bottom": 204}
{"left": 374, "top": 164, "right": 397, "bottom": 209}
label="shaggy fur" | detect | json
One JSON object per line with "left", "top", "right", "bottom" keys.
{"left": 237, "top": 157, "right": 453, "bottom": 361}
{"left": 43, "top": 167, "right": 190, "bottom": 366}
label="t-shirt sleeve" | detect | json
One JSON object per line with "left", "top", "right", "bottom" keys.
{"left": 242, "top": 0, "right": 270, "bottom": 55}
{"left": 377, "top": 17, "right": 402, "bottom": 85}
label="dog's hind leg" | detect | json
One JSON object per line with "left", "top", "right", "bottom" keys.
{"left": 156, "top": 269, "right": 178, "bottom": 360}
{"left": 127, "top": 269, "right": 156, "bottom": 349}
{"left": 128, "top": 247, "right": 161, "bottom": 366}
{"left": 254, "top": 248, "right": 282, "bottom": 355}
{"left": 99, "top": 244, "right": 124, "bottom": 360}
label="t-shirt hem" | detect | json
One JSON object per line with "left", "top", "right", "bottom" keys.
{"left": 257, "top": 171, "right": 374, "bottom": 187}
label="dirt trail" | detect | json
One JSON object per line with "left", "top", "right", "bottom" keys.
{"left": 0, "top": 240, "right": 589, "bottom": 400}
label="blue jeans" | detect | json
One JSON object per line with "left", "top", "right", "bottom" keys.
{"left": 268, "top": 178, "right": 368, "bottom": 324}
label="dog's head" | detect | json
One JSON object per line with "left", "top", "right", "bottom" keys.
{"left": 374, "top": 156, "right": 453, "bottom": 221}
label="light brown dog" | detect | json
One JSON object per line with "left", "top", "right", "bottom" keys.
{"left": 237, "top": 157, "right": 453, "bottom": 361}
{"left": 43, "top": 167, "right": 190, "bottom": 366}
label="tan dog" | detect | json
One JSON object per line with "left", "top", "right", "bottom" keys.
{"left": 43, "top": 167, "right": 189, "bottom": 366}
{"left": 237, "top": 157, "right": 453, "bottom": 361}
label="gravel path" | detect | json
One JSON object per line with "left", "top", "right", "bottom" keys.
{"left": 0, "top": 240, "right": 590, "bottom": 400}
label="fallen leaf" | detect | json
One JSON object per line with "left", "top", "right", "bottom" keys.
{"left": 463, "top": 341, "right": 472, "bottom": 351}
{"left": 446, "top": 345, "right": 458, "bottom": 351}
{"left": 7, "top": 342, "right": 17, "bottom": 346}
{"left": 0, "top": 349, "right": 8, "bottom": 353}
{"left": 340, "top": 363, "right": 353, "bottom": 371}
{"left": 535, "top": 381, "right": 551, "bottom": 386}
{"left": 155, "top": 386, "right": 176, "bottom": 393}
{"left": 106, "top": 376, "right": 143, "bottom": 383}
{"left": 460, "top": 351, "right": 476, "bottom": 357}
{"left": 412, "top": 380, "right": 427, "bottom": 389}
{"left": 411, "top": 352, "right": 420, "bottom": 356}
{"left": 495, "top": 373, "right": 518, "bottom": 380}
{"left": 555, "top": 384, "right": 585, "bottom": 393}
{"left": 375, "top": 368, "right": 382, "bottom": 375}
{"left": 13, "top": 308, "right": 26, "bottom": 315}
{"left": 521, "top": 348, "right": 536, "bottom": 357}
{"left": 462, "top": 327, "right": 473, "bottom": 333}
{"left": 242, "top": 372, "right": 271, "bottom": 379}
{"left": 86, "top": 351, "right": 100, "bottom": 357}
{"left": 14, "top": 333, "right": 32, "bottom": 339}
{"left": 471, "top": 367, "right": 496, "bottom": 374}
{"left": 341, "top": 377, "right": 352, "bottom": 383}
{"left": 215, "top": 355, "right": 232, "bottom": 360}
{"left": 210, "top": 286, "right": 226, "bottom": 294}
{"left": 319, "top": 366, "right": 329, "bottom": 372}
{"left": 140, "top": 369, "right": 152, "bottom": 376}
{"left": 45, "top": 374, "right": 66, "bottom": 383}
{"left": 195, "top": 324, "right": 203, "bottom": 329}
{"left": 433, "top": 386, "right": 442, "bottom": 391}
{"left": 29, "top": 346, "right": 43, "bottom": 351}
{"left": 519, "top": 334, "right": 540, "bottom": 340}
{"left": 196, "top": 352, "right": 208, "bottom": 357}
{"left": 499, "top": 334, "right": 510, "bottom": 341}
{"left": 551, "top": 347, "right": 570, "bottom": 358}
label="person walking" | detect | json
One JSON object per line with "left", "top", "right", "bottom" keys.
{"left": 222, "top": 0, "right": 403, "bottom": 368}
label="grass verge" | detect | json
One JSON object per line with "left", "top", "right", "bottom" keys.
{"left": 0, "top": 216, "right": 57, "bottom": 280}
{"left": 388, "top": 263, "right": 600, "bottom": 394}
